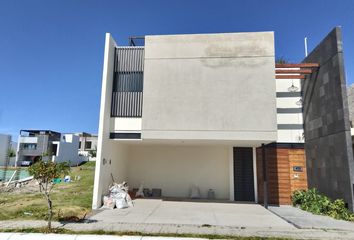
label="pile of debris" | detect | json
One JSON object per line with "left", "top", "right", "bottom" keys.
{"left": 102, "top": 181, "right": 134, "bottom": 209}
{"left": 0, "top": 178, "right": 37, "bottom": 194}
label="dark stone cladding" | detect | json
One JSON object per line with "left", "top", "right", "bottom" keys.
{"left": 302, "top": 27, "right": 354, "bottom": 211}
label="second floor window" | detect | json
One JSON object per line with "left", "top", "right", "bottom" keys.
{"left": 111, "top": 47, "right": 144, "bottom": 118}
{"left": 22, "top": 143, "right": 37, "bottom": 150}
{"left": 85, "top": 141, "right": 92, "bottom": 150}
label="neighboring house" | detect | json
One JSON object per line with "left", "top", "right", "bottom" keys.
{"left": 0, "top": 133, "right": 11, "bottom": 166}
{"left": 15, "top": 130, "right": 84, "bottom": 167}
{"left": 92, "top": 31, "right": 311, "bottom": 209}
{"left": 76, "top": 132, "right": 98, "bottom": 161}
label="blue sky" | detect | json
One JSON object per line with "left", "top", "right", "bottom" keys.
{"left": 0, "top": 0, "right": 353, "bottom": 139}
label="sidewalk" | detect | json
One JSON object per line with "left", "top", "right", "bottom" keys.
{"left": 269, "top": 205, "right": 354, "bottom": 231}
{"left": 2, "top": 220, "right": 354, "bottom": 239}
{"left": 1, "top": 233, "right": 206, "bottom": 240}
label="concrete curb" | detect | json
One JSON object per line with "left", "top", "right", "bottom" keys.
{"left": 0, "top": 233, "right": 207, "bottom": 240}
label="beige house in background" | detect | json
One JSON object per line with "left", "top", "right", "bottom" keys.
{"left": 76, "top": 132, "right": 98, "bottom": 161}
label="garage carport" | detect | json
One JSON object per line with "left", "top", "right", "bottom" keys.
{"left": 89, "top": 199, "right": 293, "bottom": 229}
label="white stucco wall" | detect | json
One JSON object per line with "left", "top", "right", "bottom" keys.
{"left": 52, "top": 134, "right": 81, "bottom": 166}
{"left": 277, "top": 130, "right": 304, "bottom": 143}
{"left": 110, "top": 117, "right": 142, "bottom": 132}
{"left": 93, "top": 33, "right": 123, "bottom": 209}
{"left": 93, "top": 141, "right": 129, "bottom": 208}
{"left": 275, "top": 78, "right": 301, "bottom": 92}
{"left": 127, "top": 145, "right": 230, "bottom": 199}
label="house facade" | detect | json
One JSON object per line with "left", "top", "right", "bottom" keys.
{"left": 15, "top": 130, "right": 84, "bottom": 167}
{"left": 76, "top": 132, "right": 98, "bottom": 161}
{"left": 92, "top": 31, "right": 311, "bottom": 209}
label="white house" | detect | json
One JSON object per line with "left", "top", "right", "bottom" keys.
{"left": 76, "top": 132, "right": 98, "bottom": 161}
{"left": 92, "top": 31, "right": 312, "bottom": 209}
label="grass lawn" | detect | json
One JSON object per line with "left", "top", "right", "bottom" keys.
{"left": 0, "top": 161, "right": 95, "bottom": 221}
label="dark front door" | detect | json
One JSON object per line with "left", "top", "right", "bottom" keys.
{"left": 234, "top": 147, "right": 255, "bottom": 201}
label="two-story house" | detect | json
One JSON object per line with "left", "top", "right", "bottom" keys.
{"left": 92, "top": 31, "right": 311, "bottom": 209}
{"left": 16, "top": 130, "right": 83, "bottom": 167}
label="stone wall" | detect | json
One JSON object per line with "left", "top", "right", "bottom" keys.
{"left": 302, "top": 27, "right": 354, "bottom": 211}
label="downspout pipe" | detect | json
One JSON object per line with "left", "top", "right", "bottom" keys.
{"left": 262, "top": 143, "right": 268, "bottom": 209}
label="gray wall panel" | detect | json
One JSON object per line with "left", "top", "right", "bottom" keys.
{"left": 142, "top": 32, "right": 277, "bottom": 142}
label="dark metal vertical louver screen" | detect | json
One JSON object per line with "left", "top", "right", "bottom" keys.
{"left": 111, "top": 47, "right": 144, "bottom": 117}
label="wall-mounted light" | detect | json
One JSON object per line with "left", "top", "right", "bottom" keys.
{"left": 296, "top": 98, "right": 303, "bottom": 106}
{"left": 288, "top": 81, "right": 299, "bottom": 92}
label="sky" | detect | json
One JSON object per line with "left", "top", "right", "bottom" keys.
{"left": 0, "top": 0, "right": 353, "bottom": 139}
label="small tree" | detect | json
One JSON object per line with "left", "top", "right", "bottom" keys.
{"left": 28, "top": 160, "right": 70, "bottom": 230}
{"left": 7, "top": 148, "right": 16, "bottom": 157}
{"left": 88, "top": 148, "right": 97, "bottom": 158}
{"left": 275, "top": 56, "right": 289, "bottom": 64}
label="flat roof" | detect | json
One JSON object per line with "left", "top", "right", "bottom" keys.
{"left": 20, "top": 130, "right": 61, "bottom": 135}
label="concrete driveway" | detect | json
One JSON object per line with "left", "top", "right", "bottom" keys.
{"left": 90, "top": 199, "right": 294, "bottom": 229}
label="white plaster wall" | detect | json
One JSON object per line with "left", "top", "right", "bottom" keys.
{"left": 110, "top": 117, "right": 142, "bottom": 132}
{"left": 276, "top": 78, "right": 301, "bottom": 92}
{"left": 276, "top": 98, "right": 302, "bottom": 109}
{"left": 127, "top": 145, "right": 230, "bottom": 199}
{"left": 277, "top": 129, "right": 304, "bottom": 143}
{"left": 109, "top": 143, "right": 129, "bottom": 184}
{"left": 277, "top": 113, "right": 303, "bottom": 124}
{"left": 92, "top": 33, "right": 120, "bottom": 209}
{"left": 0, "top": 134, "right": 11, "bottom": 166}
{"left": 94, "top": 141, "right": 128, "bottom": 202}
{"left": 142, "top": 32, "right": 277, "bottom": 143}
{"left": 52, "top": 134, "right": 81, "bottom": 166}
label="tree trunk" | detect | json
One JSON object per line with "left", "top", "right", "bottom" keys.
{"left": 47, "top": 197, "right": 52, "bottom": 230}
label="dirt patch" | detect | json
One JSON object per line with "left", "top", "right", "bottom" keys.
{"left": 0, "top": 180, "right": 38, "bottom": 194}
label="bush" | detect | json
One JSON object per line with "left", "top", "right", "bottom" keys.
{"left": 291, "top": 188, "right": 354, "bottom": 221}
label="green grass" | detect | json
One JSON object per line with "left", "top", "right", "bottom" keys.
{"left": 0, "top": 161, "right": 95, "bottom": 221}
{"left": 0, "top": 227, "right": 292, "bottom": 239}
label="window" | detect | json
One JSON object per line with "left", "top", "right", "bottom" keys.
{"left": 52, "top": 144, "right": 58, "bottom": 156}
{"left": 111, "top": 47, "right": 144, "bottom": 117}
{"left": 22, "top": 143, "right": 37, "bottom": 150}
{"left": 85, "top": 141, "right": 92, "bottom": 150}
{"left": 78, "top": 142, "right": 81, "bottom": 149}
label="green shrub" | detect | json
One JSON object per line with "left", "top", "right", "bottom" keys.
{"left": 291, "top": 188, "right": 354, "bottom": 221}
